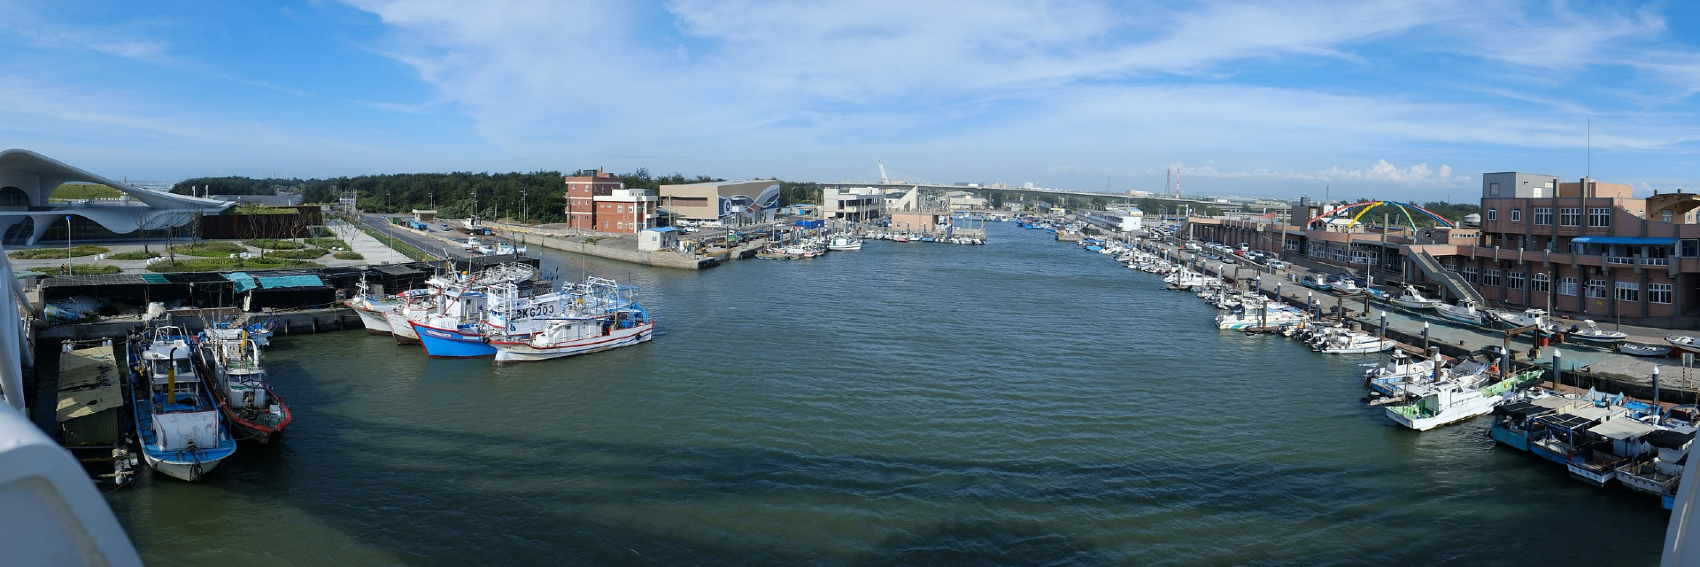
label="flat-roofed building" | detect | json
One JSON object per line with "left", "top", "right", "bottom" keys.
{"left": 563, "top": 168, "right": 624, "bottom": 230}
{"left": 659, "top": 180, "right": 782, "bottom": 225}
{"left": 1077, "top": 207, "right": 1144, "bottom": 232}
{"left": 592, "top": 189, "right": 658, "bottom": 234}
{"left": 821, "top": 187, "right": 886, "bottom": 222}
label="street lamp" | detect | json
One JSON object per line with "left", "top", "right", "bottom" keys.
{"left": 65, "top": 215, "right": 72, "bottom": 274}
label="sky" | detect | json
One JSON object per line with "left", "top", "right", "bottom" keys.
{"left": 2, "top": 1, "right": 1699, "bottom": 202}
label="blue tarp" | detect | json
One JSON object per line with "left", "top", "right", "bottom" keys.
{"left": 224, "top": 272, "right": 257, "bottom": 293}
{"left": 1570, "top": 236, "right": 1677, "bottom": 246}
{"left": 257, "top": 275, "right": 326, "bottom": 289}
{"left": 794, "top": 220, "right": 824, "bottom": 229}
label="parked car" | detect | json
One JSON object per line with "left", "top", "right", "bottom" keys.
{"left": 1267, "top": 260, "right": 1289, "bottom": 270}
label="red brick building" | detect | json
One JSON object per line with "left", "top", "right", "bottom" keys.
{"left": 564, "top": 169, "right": 624, "bottom": 230}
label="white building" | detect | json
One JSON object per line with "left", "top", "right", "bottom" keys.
{"left": 945, "top": 191, "right": 987, "bottom": 210}
{"left": 591, "top": 188, "right": 658, "bottom": 233}
{"left": 821, "top": 187, "right": 887, "bottom": 221}
{"left": 1077, "top": 207, "right": 1145, "bottom": 233}
{"left": 0, "top": 149, "right": 232, "bottom": 245}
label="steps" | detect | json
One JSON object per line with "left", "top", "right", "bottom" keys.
{"left": 1409, "top": 250, "right": 1487, "bottom": 305}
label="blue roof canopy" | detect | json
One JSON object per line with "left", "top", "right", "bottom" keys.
{"left": 1570, "top": 236, "right": 1676, "bottom": 246}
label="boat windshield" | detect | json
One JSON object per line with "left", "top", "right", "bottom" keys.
{"left": 151, "top": 358, "right": 193, "bottom": 377}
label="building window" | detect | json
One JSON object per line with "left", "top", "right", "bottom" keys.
{"left": 1462, "top": 266, "right": 1478, "bottom": 283}
{"left": 1560, "top": 208, "right": 1581, "bottom": 226}
{"left": 1684, "top": 240, "right": 1700, "bottom": 257}
{"left": 1489, "top": 182, "right": 1500, "bottom": 196}
{"left": 1557, "top": 276, "right": 1578, "bottom": 296}
{"left": 1509, "top": 208, "right": 1521, "bottom": 223}
{"left": 1532, "top": 273, "right": 1549, "bottom": 292}
{"left": 1650, "top": 283, "right": 1673, "bottom": 304}
{"left": 1482, "top": 269, "right": 1501, "bottom": 286}
{"left": 1588, "top": 207, "right": 1611, "bottom": 227}
{"left": 1507, "top": 272, "right": 1525, "bottom": 290}
{"left": 1585, "top": 279, "right": 1607, "bottom": 299}
{"left": 1533, "top": 207, "right": 1552, "bottom": 225}
{"left": 1615, "top": 281, "right": 1639, "bottom": 302}
{"left": 1665, "top": 210, "right": 1675, "bottom": 223}
{"left": 1486, "top": 208, "right": 1498, "bottom": 222}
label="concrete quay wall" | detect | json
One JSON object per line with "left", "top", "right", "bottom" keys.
{"left": 471, "top": 222, "right": 716, "bottom": 270}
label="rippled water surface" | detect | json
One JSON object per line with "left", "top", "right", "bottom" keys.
{"left": 106, "top": 223, "right": 1668, "bottom": 565}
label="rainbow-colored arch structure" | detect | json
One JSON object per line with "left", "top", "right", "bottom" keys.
{"left": 1306, "top": 200, "right": 1456, "bottom": 230}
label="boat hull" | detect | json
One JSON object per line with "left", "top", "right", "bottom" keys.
{"left": 143, "top": 452, "right": 231, "bottom": 482}
{"left": 1565, "top": 333, "right": 1627, "bottom": 346}
{"left": 1388, "top": 298, "right": 1437, "bottom": 309}
{"left": 1566, "top": 464, "right": 1615, "bottom": 487}
{"left": 1490, "top": 426, "right": 1530, "bottom": 452}
{"left": 386, "top": 311, "right": 421, "bottom": 345}
{"left": 1386, "top": 395, "right": 1499, "bottom": 431}
{"left": 412, "top": 321, "right": 497, "bottom": 358}
{"left": 350, "top": 305, "right": 394, "bottom": 335}
{"left": 492, "top": 323, "right": 654, "bottom": 364}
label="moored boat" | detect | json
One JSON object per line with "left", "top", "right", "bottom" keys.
{"left": 128, "top": 326, "right": 237, "bottom": 481}
{"left": 344, "top": 275, "right": 398, "bottom": 335}
{"left": 1564, "top": 319, "right": 1628, "bottom": 346}
{"left": 196, "top": 328, "right": 291, "bottom": 443}
{"left": 1434, "top": 300, "right": 1495, "bottom": 328}
{"left": 1667, "top": 334, "right": 1700, "bottom": 355}
{"left": 1384, "top": 369, "right": 1542, "bottom": 431}
{"left": 1619, "top": 343, "right": 1671, "bottom": 357}
{"left": 1387, "top": 285, "right": 1441, "bottom": 310}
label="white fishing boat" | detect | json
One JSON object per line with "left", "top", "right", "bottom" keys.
{"left": 1315, "top": 331, "right": 1397, "bottom": 354}
{"left": 491, "top": 278, "right": 654, "bottom": 364}
{"left": 343, "top": 275, "right": 397, "bottom": 335}
{"left": 1491, "top": 308, "right": 1558, "bottom": 336}
{"left": 1435, "top": 300, "right": 1494, "bottom": 327}
{"left": 1215, "top": 305, "right": 1306, "bottom": 330}
{"left": 1387, "top": 285, "right": 1441, "bottom": 309}
{"left": 1564, "top": 319, "right": 1628, "bottom": 346}
{"left": 827, "top": 234, "right": 862, "bottom": 251}
{"left": 1384, "top": 369, "right": 1542, "bottom": 431}
{"left": 129, "top": 326, "right": 237, "bottom": 481}
{"left": 1364, "top": 350, "right": 1439, "bottom": 398}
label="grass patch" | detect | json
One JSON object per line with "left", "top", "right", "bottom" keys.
{"left": 106, "top": 251, "right": 161, "bottom": 260}
{"left": 311, "top": 226, "right": 334, "bottom": 238}
{"left": 263, "top": 248, "right": 328, "bottom": 259}
{"left": 49, "top": 184, "right": 123, "bottom": 200}
{"left": 244, "top": 238, "right": 305, "bottom": 250}
{"left": 333, "top": 251, "right": 364, "bottom": 260}
{"left": 305, "top": 238, "right": 350, "bottom": 249}
{"left": 167, "top": 241, "right": 248, "bottom": 257}
{"left": 230, "top": 204, "right": 297, "bottom": 215}
{"left": 62, "top": 264, "right": 121, "bottom": 275}
{"left": 8, "top": 246, "right": 110, "bottom": 259}
{"left": 353, "top": 225, "right": 435, "bottom": 261}
{"left": 146, "top": 256, "right": 322, "bottom": 273}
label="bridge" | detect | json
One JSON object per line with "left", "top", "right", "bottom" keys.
{"left": 816, "top": 159, "right": 1257, "bottom": 213}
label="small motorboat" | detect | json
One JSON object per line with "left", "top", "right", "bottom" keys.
{"left": 1668, "top": 335, "right": 1700, "bottom": 355}
{"left": 1387, "top": 285, "right": 1441, "bottom": 309}
{"left": 1621, "top": 343, "right": 1672, "bottom": 357}
{"left": 1565, "top": 319, "right": 1628, "bottom": 346}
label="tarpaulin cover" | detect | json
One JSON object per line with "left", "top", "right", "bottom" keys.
{"left": 224, "top": 272, "right": 257, "bottom": 293}
{"left": 152, "top": 412, "right": 218, "bottom": 451}
{"left": 141, "top": 274, "right": 171, "bottom": 284}
{"left": 257, "top": 275, "right": 325, "bottom": 289}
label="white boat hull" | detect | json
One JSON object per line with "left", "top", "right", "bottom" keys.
{"left": 493, "top": 324, "right": 653, "bottom": 363}
{"left": 143, "top": 453, "right": 227, "bottom": 482}
{"left": 1385, "top": 395, "right": 1500, "bottom": 431}
{"left": 1388, "top": 298, "right": 1438, "bottom": 309}
{"left": 1567, "top": 464, "right": 1615, "bottom": 487}
{"left": 352, "top": 306, "right": 394, "bottom": 335}
{"left": 385, "top": 311, "right": 421, "bottom": 344}
{"left": 1319, "top": 340, "right": 1397, "bottom": 354}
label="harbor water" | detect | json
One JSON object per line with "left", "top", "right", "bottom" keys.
{"left": 105, "top": 222, "right": 1668, "bottom": 565}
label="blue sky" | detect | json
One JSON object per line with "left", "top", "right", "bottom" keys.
{"left": 3, "top": 1, "right": 1699, "bottom": 202}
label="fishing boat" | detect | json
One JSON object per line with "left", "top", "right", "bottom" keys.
{"left": 196, "top": 328, "right": 291, "bottom": 443}
{"left": 491, "top": 278, "right": 654, "bottom": 364}
{"left": 343, "top": 275, "right": 397, "bottom": 335}
{"left": 1215, "top": 305, "right": 1306, "bottom": 330}
{"left": 1529, "top": 404, "right": 1624, "bottom": 466}
{"left": 1620, "top": 343, "right": 1672, "bottom": 357}
{"left": 1296, "top": 274, "right": 1331, "bottom": 291}
{"left": 1383, "top": 369, "right": 1542, "bottom": 431}
{"left": 1315, "top": 331, "right": 1397, "bottom": 354}
{"left": 129, "top": 326, "right": 237, "bottom": 481}
{"left": 1565, "top": 418, "right": 1659, "bottom": 487}
{"left": 1327, "top": 274, "right": 1364, "bottom": 294}
{"left": 1619, "top": 429, "right": 1693, "bottom": 502}
{"left": 1491, "top": 308, "right": 1557, "bottom": 336}
{"left": 1387, "top": 285, "right": 1441, "bottom": 309}
{"left": 1434, "top": 300, "right": 1495, "bottom": 328}
{"left": 1363, "top": 350, "right": 1438, "bottom": 398}
{"left": 1564, "top": 319, "right": 1628, "bottom": 346}
{"left": 827, "top": 234, "right": 863, "bottom": 251}
{"left": 1667, "top": 334, "right": 1700, "bottom": 355}
{"left": 1490, "top": 396, "right": 1581, "bottom": 452}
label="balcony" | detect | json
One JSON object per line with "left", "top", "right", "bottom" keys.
{"left": 1607, "top": 256, "right": 1636, "bottom": 265}
{"left": 1641, "top": 257, "right": 1670, "bottom": 266}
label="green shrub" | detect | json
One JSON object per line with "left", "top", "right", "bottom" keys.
{"left": 244, "top": 239, "right": 304, "bottom": 250}
{"left": 333, "top": 251, "right": 364, "bottom": 260}
{"left": 305, "top": 238, "right": 350, "bottom": 249}
{"left": 264, "top": 248, "right": 328, "bottom": 259}
{"left": 146, "top": 257, "right": 322, "bottom": 273}
{"left": 8, "top": 246, "right": 110, "bottom": 259}
{"left": 167, "top": 241, "right": 247, "bottom": 257}
{"left": 311, "top": 226, "right": 334, "bottom": 238}
{"left": 107, "top": 251, "right": 161, "bottom": 260}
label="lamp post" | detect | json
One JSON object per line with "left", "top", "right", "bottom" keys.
{"left": 65, "top": 215, "right": 72, "bottom": 274}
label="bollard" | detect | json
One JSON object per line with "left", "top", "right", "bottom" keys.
{"left": 1552, "top": 350, "right": 1562, "bottom": 389}
{"left": 1653, "top": 366, "right": 1661, "bottom": 407}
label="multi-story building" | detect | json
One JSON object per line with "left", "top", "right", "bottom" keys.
{"left": 592, "top": 189, "right": 658, "bottom": 234}
{"left": 1185, "top": 176, "right": 1700, "bottom": 328}
{"left": 821, "top": 187, "right": 886, "bottom": 221}
{"left": 658, "top": 180, "right": 781, "bottom": 225}
{"left": 1077, "top": 207, "right": 1144, "bottom": 233}
{"left": 563, "top": 168, "right": 625, "bottom": 230}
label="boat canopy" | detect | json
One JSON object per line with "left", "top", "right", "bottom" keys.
{"left": 1587, "top": 419, "right": 1657, "bottom": 441}
{"left": 1645, "top": 429, "right": 1695, "bottom": 450}
{"left": 1537, "top": 412, "right": 1603, "bottom": 432}
{"left": 1493, "top": 401, "right": 1551, "bottom": 419}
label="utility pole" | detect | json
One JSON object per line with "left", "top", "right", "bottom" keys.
{"left": 521, "top": 190, "right": 528, "bottom": 222}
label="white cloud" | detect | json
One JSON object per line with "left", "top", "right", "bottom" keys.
{"left": 1161, "top": 159, "right": 1471, "bottom": 186}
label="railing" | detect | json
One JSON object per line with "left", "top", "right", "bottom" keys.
{"left": 1607, "top": 256, "right": 1636, "bottom": 265}
{"left": 1641, "top": 257, "right": 1670, "bottom": 266}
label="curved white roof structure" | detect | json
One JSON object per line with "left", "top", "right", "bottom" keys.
{"left": 0, "top": 149, "right": 232, "bottom": 245}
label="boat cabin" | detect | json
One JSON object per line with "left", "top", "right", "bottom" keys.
{"left": 1529, "top": 405, "right": 1622, "bottom": 466}
{"left": 1492, "top": 397, "right": 1582, "bottom": 452}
